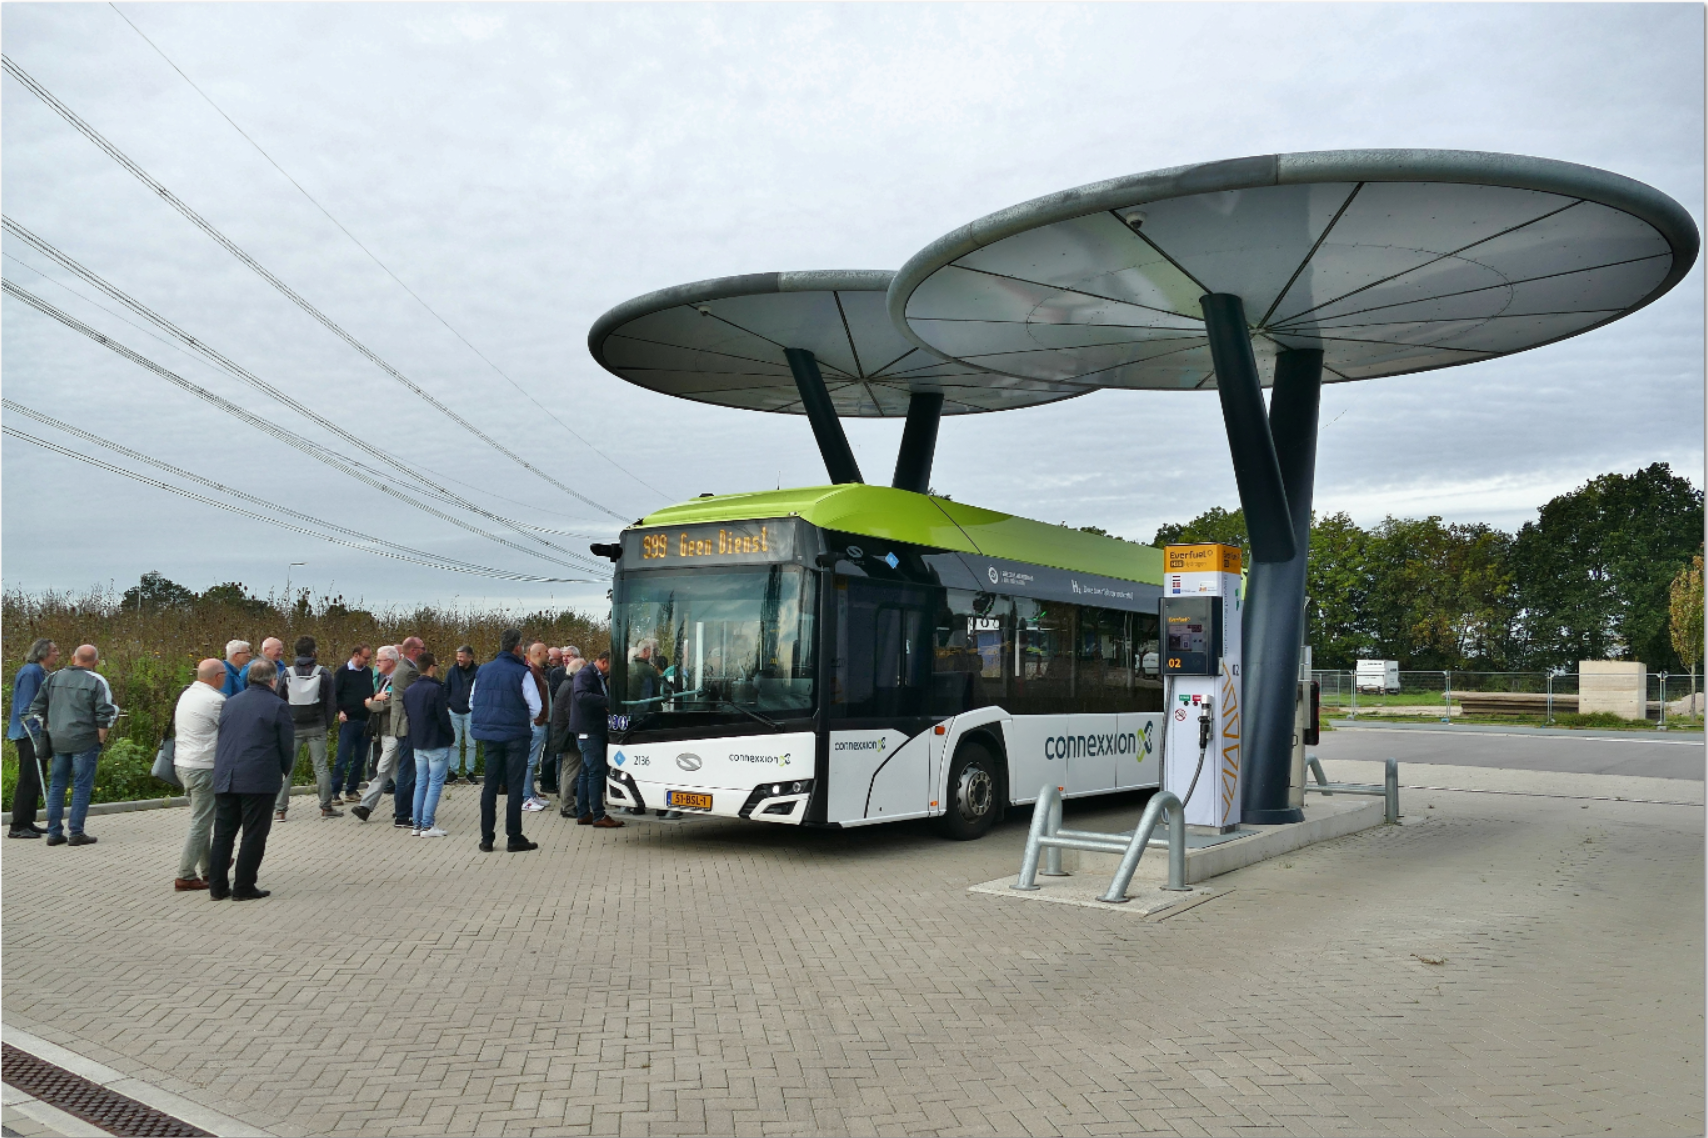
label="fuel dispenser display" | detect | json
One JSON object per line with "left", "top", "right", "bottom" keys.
{"left": 1160, "top": 544, "right": 1244, "bottom": 831}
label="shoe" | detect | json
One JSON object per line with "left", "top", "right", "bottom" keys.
{"left": 275, "top": 811, "right": 287, "bottom": 822}
{"left": 328, "top": 794, "right": 344, "bottom": 806}
{"left": 321, "top": 806, "right": 344, "bottom": 818}
{"left": 665, "top": 810, "right": 684, "bottom": 820}
{"left": 232, "top": 889, "right": 271, "bottom": 901}
{"left": 420, "top": 827, "right": 448, "bottom": 838}
{"left": 382, "top": 782, "right": 395, "bottom": 794}
{"left": 208, "top": 887, "right": 230, "bottom": 901}
{"left": 393, "top": 818, "right": 413, "bottom": 828}
{"left": 351, "top": 805, "right": 371, "bottom": 822}
{"left": 522, "top": 799, "right": 546, "bottom": 812}
{"left": 28, "top": 823, "right": 46, "bottom": 834}
{"left": 45, "top": 833, "right": 67, "bottom": 846}
{"left": 591, "top": 816, "right": 624, "bottom": 829}
{"left": 478, "top": 840, "right": 494, "bottom": 852}
{"left": 410, "top": 826, "right": 421, "bottom": 836}
{"left": 68, "top": 832, "right": 97, "bottom": 846}
{"left": 577, "top": 814, "right": 593, "bottom": 826}
{"left": 507, "top": 838, "right": 538, "bottom": 852}
{"left": 7, "top": 828, "right": 41, "bottom": 839}
{"left": 174, "top": 877, "right": 209, "bottom": 891}
{"left": 625, "top": 807, "right": 645, "bottom": 816}
{"left": 559, "top": 805, "right": 577, "bottom": 819}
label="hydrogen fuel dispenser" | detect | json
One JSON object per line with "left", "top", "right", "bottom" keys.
{"left": 1160, "top": 544, "right": 1243, "bottom": 831}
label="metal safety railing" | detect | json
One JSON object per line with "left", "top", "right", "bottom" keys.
{"left": 1305, "top": 755, "right": 1400, "bottom": 823}
{"left": 1012, "top": 784, "right": 1189, "bottom": 902}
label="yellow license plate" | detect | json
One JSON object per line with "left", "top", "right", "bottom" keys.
{"left": 667, "top": 790, "right": 714, "bottom": 810}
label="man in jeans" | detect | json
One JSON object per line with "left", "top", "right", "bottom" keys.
{"left": 28, "top": 644, "right": 118, "bottom": 846}
{"left": 8, "top": 638, "right": 58, "bottom": 839}
{"left": 570, "top": 651, "right": 622, "bottom": 828}
{"left": 172, "top": 659, "right": 227, "bottom": 890}
{"left": 332, "top": 644, "right": 374, "bottom": 801}
{"left": 523, "top": 641, "right": 552, "bottom": 811}
{"left": 444, "top": 645, "right": 478, "bottom": 784}
{"left": 276, "top": 636, "right": 341, "bottom": 821}
{"left": 473, "top": 629, "right": 539, "bottom": 853}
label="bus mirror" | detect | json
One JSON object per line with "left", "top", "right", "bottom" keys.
{"left": 815, "top": 552, "right": 842, "bottom": 568}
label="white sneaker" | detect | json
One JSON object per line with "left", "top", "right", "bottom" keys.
{"left": 419, "top": 827, "right": 448, "bottom": 838}
{"left": 410, "top": 827, "right": 421, "bottom": 836}
{"left": 522, "top": 798, "right": 546, "bottom": 812}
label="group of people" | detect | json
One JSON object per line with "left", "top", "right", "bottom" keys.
{"left": 7, "top": 629, "right": 625, "bottom": 902}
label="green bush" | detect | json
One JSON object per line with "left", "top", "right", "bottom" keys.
{"left": 1, "top": 730, "right": 332, "bottom": 809}
{"left": 1552, "top": 711, "right": 1649, "bottom": 729}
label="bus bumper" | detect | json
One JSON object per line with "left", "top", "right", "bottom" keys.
{"left": 607, "top": 767, "right": 814, "bottom": 825}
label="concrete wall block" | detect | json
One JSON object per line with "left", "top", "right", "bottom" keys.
{"left": 1578, "top": 660, "right": 1648, "bottom": 719}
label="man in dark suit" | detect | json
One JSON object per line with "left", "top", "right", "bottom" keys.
{"left": 208, "top": 658, "right": 295, "bottom": 901}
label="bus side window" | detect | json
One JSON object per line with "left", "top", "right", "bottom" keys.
{"left": 935, "top": 591, "right": 1010, "bottom": 714}
{"left": 834, "top": 578, "right": 933, "bottom": 720}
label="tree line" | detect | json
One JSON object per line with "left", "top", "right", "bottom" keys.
{"left": 1145, "top": 462, "right": 1704, "bottom": 673}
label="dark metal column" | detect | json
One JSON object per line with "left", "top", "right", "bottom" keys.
{"left": 1200, "top": 294, "right": 1295, "bottom": 564}
{"left": 891, "top": 391, "right": 944, "bottom": 494}
{"left": 1239, "top": 348, "right": 1323, "bottom": 824}
{"left": 785, "top": 348, "right": 863, "bottom": 484}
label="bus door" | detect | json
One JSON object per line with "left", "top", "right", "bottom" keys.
{"left": 832, "top": 577, "right": 938, "bottom": 815}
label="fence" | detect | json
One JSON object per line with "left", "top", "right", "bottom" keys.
{"left": 1313, "top": 669, "right": 1704, "bottom": 724}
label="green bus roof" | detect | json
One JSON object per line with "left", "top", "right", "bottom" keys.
{"left": 635, "top": 485, "right": 1164, "bottom": 586}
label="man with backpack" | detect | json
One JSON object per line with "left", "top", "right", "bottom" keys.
{"left": 276, "top": 636, "right": 340, "bottom": 821}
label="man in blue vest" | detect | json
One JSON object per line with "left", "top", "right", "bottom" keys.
{"left": 471, "top": 628, "right": 539, "bottom": 852}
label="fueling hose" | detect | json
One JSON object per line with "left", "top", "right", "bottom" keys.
{"left": 1179, "top": 701, "right": 1214, "bottom": 809}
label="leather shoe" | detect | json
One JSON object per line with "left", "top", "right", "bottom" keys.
{"left": 7, "top": 828, "right": 41, "bottom": 839}
{"left": 231, "top": 889, "right": 271, "bottom": 901}
{"left": 577, "top": 814, "right": 593, "bottom": 825}
{"left": 67, "top": 832, "right": 96, "bottom": 846}
{"left": 174, "top": 877, "right": 209, "bottom": 891}
{"left": 351, "top": 805, "right": 371, "bottom": 822}
{"left": 28, "top": 823, "right": 46, "bottom": 834}
{"left": 507, "top": 838, "right": 538, "bottom": 852}
{"left": 591, "top": 816, "right": 624, "bottom": 829}
{"left": 208, "top": 888, "right": 230, "bottom": 901}
{"left": 478, "top": 840, "right": 494, "bottom": 852}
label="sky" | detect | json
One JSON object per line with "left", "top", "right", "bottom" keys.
{"left": 2, "top": 2, "right": 1702, "bottom": 618}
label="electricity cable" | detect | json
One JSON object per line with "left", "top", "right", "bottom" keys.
{"left": 107, "top": 1, "right": 670, "bottom": 503}
{"left": 1, "top": 53, "right": 631, "bottom": 523}
{"left": 1, "top": 217, "right": 595, "bottom": 557}
{"left": 2, "top": 278, "right": 609, "bottom": 574}
{"left": 3, "top": 426, "right": 593, "bottom": 584}
{"left": 1, "top": 398, "right": 579, "bottom": 583}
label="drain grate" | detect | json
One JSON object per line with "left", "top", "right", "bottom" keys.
{"left": 1, "top": 1044, "right": 211, "bottom": 1137}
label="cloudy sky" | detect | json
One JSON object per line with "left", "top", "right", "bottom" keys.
{"left": 3, "top": 3, "right": 1701, "bottom": 616}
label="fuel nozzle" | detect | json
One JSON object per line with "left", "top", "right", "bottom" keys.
{"left": 1197, "top": 699, "right": 1215, "bottom": 751}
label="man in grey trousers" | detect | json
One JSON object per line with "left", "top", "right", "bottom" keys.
{"left": 172, "top": 659, "right": 227, "bottom": 890}
{"left": 275, "top": 636, "right": 340, "bottom": 821}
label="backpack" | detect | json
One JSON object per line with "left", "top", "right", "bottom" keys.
{"left": 284, "top": 666, "right": 326, "bottom": 726}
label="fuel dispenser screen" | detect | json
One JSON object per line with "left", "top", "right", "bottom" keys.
{"left": 1159, "top": 597, "right": 1222, "bottom": 676}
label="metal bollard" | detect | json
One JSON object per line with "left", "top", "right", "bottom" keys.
{"left": 1041, "top": 790, "right": 1067, "bottom": 876}
{"left": 1385, "top": 757, "right": 1400, "bottom": 823}
{"left": 1098, "top": 791, "right": 1187, "bottom": 902}
{"left": 1012, "top": 784, "right": 1060, "bottom": 890}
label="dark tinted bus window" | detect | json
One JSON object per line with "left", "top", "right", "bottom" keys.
{"left": 832, "top": 577, "right": 934, "bottom": 719}
{"left": 933, "top": 590, "right": 1011, "bottom": 714}
{"left": 1010, "top": 598, "right": 1074, "bottom": 715}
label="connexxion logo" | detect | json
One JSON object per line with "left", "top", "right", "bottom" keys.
{"left": 833, "top": 739, "right": 887, "bottom": 752}
{"left": 1043, "top": 726, "right": 1154, "bottom": 761}
{"left": 731, "top": 752, "right": 791, "bottom": 766}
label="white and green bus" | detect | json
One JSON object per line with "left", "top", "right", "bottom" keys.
{"left": 601, "top": 484, "right": 1166, "bottom": 839}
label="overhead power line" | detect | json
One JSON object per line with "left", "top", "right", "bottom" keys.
{"left": 2, "top": 278, "right": 610, "bottom": 574}
{"left": 1, "top": 52, "right": 631, "bottom": 523}
{"left": 4, "top": 425, "right": 594, "bottom": 584}
{"left": 106, "top": 1, "right": 670, "bottom": 503}
{"left": 1, "top": 398, "right": 585, "bottom": 583}
{"left": 1, "top": 216, "right": 602, "bottom": 559}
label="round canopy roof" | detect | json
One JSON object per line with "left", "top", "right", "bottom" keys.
{"left": 887, "top": 150, "right": 1700, "bottom": 389}
{"left": 587, "top": 269, "right": 1087, "bottom": 416}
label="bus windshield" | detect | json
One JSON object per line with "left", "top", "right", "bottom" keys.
{"left": 612, "top": 564, "right": 817, "bottom": 729}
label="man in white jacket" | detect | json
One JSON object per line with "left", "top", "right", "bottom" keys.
{"left": 173, "top": 659, "right": 228, "bottom": 891}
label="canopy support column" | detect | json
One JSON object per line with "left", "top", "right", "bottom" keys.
{"left": 891, "top": 391, "right": 944, "bottom": 494}
{"left": 785, "top": 348, "right": 863, "bottom": 485}
{"left": 1240, "top": 348, "right": 1322, "bottom": 825}
{"left": 1200, "top": 294, "right": 1295, "bottom": 564}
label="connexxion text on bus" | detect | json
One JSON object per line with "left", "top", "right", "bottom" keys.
{"left": 600, "top": 483, "right": 1176, "bottom": 839}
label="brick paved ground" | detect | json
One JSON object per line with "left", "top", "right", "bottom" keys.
{"left": 3, "top": 762, "right": 1702, "bottom": 1137}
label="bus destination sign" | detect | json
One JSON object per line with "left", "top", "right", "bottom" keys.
{"left": 622, "top": 520, "right": 799, "bottom": 567}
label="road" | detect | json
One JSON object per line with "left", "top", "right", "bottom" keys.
{"left": 1319, "top": 720, "right": 1705, "bottom": 780}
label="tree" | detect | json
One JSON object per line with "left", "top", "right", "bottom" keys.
{"left": 1306, "top": 512, "right": 1372, "bottom": 668}
{"left": 120, "top": 571, "right": 195, "bottom": 612}
{"left": 1670, "top": 552, "right": 1704, "bottom": 705}
{"left": 199, "top": 581, "right": 272, "bottom": 618}
{"left": 1512, "top": 463, "right": 1704, "bottom": 670}
{"left": 1150, "top": 506, "right": 1248, "bottom": 553}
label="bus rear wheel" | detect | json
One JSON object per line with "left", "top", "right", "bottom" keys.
{"left": 940, "top": 740, "right": 1001, "bottom": 841}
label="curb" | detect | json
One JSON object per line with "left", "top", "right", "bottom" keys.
{"left": 83, "top": 785, "right": 322, "bottom": 817}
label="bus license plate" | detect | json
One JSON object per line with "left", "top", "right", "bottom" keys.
{"left": 667, "top": 790, "right": 713, "bottom": 811}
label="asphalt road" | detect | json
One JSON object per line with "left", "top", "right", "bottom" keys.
{"left": 1318, "top": 720, "right": 1706, "bottom": 780}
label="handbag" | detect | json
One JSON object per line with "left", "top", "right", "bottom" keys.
{"left": 151, "top": 685, "right": 190, "bottom": 790}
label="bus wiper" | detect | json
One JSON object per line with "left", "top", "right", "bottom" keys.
{"left": 715, "top": 699, "right": 781, "bottom": 729}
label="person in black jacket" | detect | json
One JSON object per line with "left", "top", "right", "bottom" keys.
{"left": 277, "top": 636, "right": 341, "bottom": 821}
{"left": 569, "top": 652, "right": 621, "bottom": 827}
{"left": 547, "top": 659, "right": 583, "bottom": 818}
{"left": 331, "top": 645, "right": 374, "bottom": 801}
{"left": 404, "top": 652, "right": 456, "bottom": 837}
{"left": 208, "top": 659, "right": 295, "bottom": 900}
{"left": 444, "top": 645, "right": 478, "bottom": 784}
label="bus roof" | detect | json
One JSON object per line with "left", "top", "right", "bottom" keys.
{"left": 636, "top": 485, "right": 1164, "bottom": 586}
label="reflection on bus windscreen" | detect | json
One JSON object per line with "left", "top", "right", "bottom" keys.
{"left": 613, "top": 565, "right": 817, "bottom": 721}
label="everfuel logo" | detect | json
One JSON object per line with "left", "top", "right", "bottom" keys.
{"left": 1044, "top": 725, "right": 1154, "bottom": 761}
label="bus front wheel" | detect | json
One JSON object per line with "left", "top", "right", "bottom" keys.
{"left": 940, "top": 740, "right": 1001, "bottom": 841}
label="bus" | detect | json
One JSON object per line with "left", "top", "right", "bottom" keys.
{"left": 601, "top": 484, "right": 1166, "bottom": 839}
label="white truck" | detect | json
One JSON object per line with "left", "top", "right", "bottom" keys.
{"left": 1355, "top": 659, "right": 1401, "bottom": 693}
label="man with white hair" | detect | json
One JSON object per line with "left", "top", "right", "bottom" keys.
{"left": 28, "top": 644, "right": 118, "bottom": 846}
{"left": 350, "top": 646, "right": 402, "bottom": 823}
{"left": 172, "top": 659, "right": 227, "bottom": 890}
{"left": 258, "top": 638, "right": 287, "bottom": 686}
{"left": 221, "top": 640, "right": 253, "bottom": 696}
